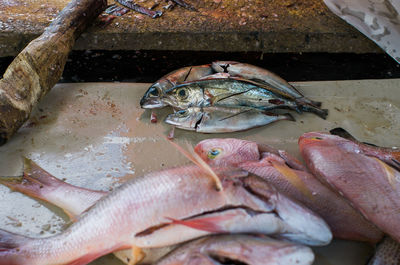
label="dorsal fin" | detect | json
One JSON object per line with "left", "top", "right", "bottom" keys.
{"left": 373, "top": 157, "right": 399, "bottom": 190}
{"left": 167, "top": 138, "right": 223, "bottom": 191}
{"left": 270, "top": 161, "right": 314, "bottom": 200}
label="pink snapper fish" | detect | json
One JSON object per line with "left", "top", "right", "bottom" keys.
{"left": 0, "top": 155, "right": 331, "bottom": 265}
{"left": 195, "top": 138, "right": 383, "bottom": 243}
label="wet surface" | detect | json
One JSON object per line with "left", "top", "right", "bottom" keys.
{"left": 0, "top": 0, "right": 381, "bottom": 56}
{"left": 0, "top": 79, "right": 400, "bottom": 264}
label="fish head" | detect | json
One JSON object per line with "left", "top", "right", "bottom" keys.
{"left": 298, "top": 132, "right": 360, "bottom": 153}
{"left": 201, "top": 235, "right": 315, "bottom": 265}
{"left": 164, "top": 108, "right": 203, "bottom": 130}
{"left": 222, "top": 175, "right": 332, "bottom": 246}
{"left": 194, "top": 138, "right": 260, "bottom": 167}
{"left": 164, "top": 84, "right": 204, "bottom": 109}
{"left": 140, "top": 83, "right": 169, "bottom": 109}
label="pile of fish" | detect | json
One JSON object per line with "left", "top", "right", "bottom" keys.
{"left": 140, "top": 61, "right": 328, "bottom": 133}
{"left": 0, "top": 147, "right": 330, "bottom": 265}
{"left": 195, "top": 129, "right": 400, "bottom": 264}
{"left": 0, "top": 127, "right": 398, "bottom": 264}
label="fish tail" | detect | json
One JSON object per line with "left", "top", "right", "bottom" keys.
{"left": 329, "top": 127, "right": 358, "bottom": 141}
{"left": 296, "top": 97, "right": 322, "bottom": 108}
{"left": 0, "top": 228, "right": 32, "bottom": 265}
{"left": 0, "top": 158, "right": 63, "bottom": 198}
{"left": 299, "top": 105, "right": 328, "bottom": 119}
{"left": 0, "top": 158, "right": 106, "bottom": 220}
{"left": 282, "top": 113, "right": 296, "bottom": 122}
{"left": 0, "top": 158, "right": 77, "bottom": 218}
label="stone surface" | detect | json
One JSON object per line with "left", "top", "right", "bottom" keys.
{"left": 0, "top": 0, "right": 381, "bottom": 57}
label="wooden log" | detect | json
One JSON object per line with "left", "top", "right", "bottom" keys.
{"left": 0, "top": 0, "right": 107, "bottom": 145}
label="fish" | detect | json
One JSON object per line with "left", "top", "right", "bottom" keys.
{"left": 164, "top": 106, "right": 295, "bottom": 133}
{"left": 154, "top": 235, "right": 315, "bottom": 265}
{"left": 330, "top": 127, "right": 400, "bottom": 171}
{"left": 368, "top": 236, "right": 400, "bottom": 265}
{"left": 194, "top": 138, "right": 384, "bottom": 243}
{"left": 0, "top": 158, "right": 172, "bottom": 264}
{"left": 299, "top": 131, "right": 400, "bottom": 242}
{"left": 163, "top": 78, "right": 328, "bottom": 119}
{"left": 194, "top": 138, "right": 306, "bottom": 171}
{"left": 211, "top": 61, "right": 322, "bottom": 107}
{"left": 140, "top": 64, "right": 214, "bottom": 109}
{"left": 0, "top": 155, "right": 332, "bottom": 264}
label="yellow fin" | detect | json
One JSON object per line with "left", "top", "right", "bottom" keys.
{"left": 271, "top": 161, "right": 314, "bottom": 200}
{"left": 23, "top": 157, "right": 32, "bottom": 173}
{"left": 373, "top": 157, "right": 398, "bottom": 190}
{"left": 128, "top": 245, "right": 145, "bottom": 265}
{"left": 167, "top": 138, "right": 223, "bottom": 191}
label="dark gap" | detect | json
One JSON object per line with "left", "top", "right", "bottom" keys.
{"left": 134, "top": 205, "right": 262, "bottom": 237}
{"left": 209, "top": 254, "right": 248, "bottom": 265}
{"left": 194, "top": 113, "right": 203, "bottom": 130}
{"left": 242, "top": 184, "right": 282, "bottom": 220}
{"left": 1, "top": 51, "right": 399, "bottom": 82}
{"left": 135, "top": 223, "right": 169, "bottom": 237}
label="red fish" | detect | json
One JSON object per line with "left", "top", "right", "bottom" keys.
{"left": 195, "top": 138, "right": 383, "bottom": 243}
{"left": 0, "top": 155, "right": 331, "bottom": 265}
{"left": 299, "top": 132, "right": 400, "bottom": 242}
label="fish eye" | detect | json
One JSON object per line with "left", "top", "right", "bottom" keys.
{"left": 207, "top": 148, "right": 222, "bottom": 159}
{"left": 176, "top": 110, "right": 188, "bottom": 116}
{"left": 176, "top": 88, "right": 188, "bottom": 99}
{"left": 149, "top": 87, "right": 159, "bottom": 97}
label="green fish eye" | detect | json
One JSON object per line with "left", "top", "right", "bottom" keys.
{"left": 207, "top": 148, "right": 222, "bottom": 159}
{"left": 176, "top": 110, "right": 188, "bottom": 116}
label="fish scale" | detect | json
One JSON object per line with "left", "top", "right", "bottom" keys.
{"left": 299, "top": 132, "right": 400, "bottom": 243}
{"left": 0, "top": 164, "right": 332, "bottom": 265}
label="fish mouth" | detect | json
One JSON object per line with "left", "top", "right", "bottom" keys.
{"left": 140, "top": 98, "right": 168, "bottom": 109}
{"left": 164, "top": 112, "right": 204, "bottom": 131}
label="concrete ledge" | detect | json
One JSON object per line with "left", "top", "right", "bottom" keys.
{"left": 0, "top": 0, "right": 381, "bottom": 57}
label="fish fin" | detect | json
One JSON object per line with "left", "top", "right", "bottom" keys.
{"left": 391, "top": 158, "right": 400, "bottom": 172}
{"left": 165, "top": 215, "right": 229, "bottom": 233}
{"left": 65, "top": 244, "right": 132, "bottom": 265}
{"left": 228, "top": 77, "right": 296, "bottom": 100}
{"left": 300, "top": 105, "right": 328, "bottom": 119}
{"left": 211, "top": 88, "right": 254, "bottom": 104}
{"left": 329, "top": 127, "right": 359, "bottom": 141}
{"left": 373, "top": 158, "right": 399, "bottom": 190}
{"left": 128, "top": 246, "right": 145, "bottom": 265}
{"left": 166, "top": 139, "right": 223, "bottom": 191}
{"left": 256, "top": 143, "right": 280, "bottom": 155}
{"left": 295, "top": 97, "right": 322, "bottom": 108}
{"left": 260, "top": 111, "right": 296, "bottom": 122}
{"left": 270, "top": 161, "right": 314, "bottom": 200}
{"left": 0, "top": 158, "right": 78, "bottom": 220}
{"left": 218, "top": 108, "right": 253, "bottom": 122}
{"left": 0, "top": 229, "right": 31, "bottom": 265}
{"left": 282, "top": 113, "right": 295, "bottom": 122}
{"left": 277, "top": 150, "right": 308, "bottom": 171}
